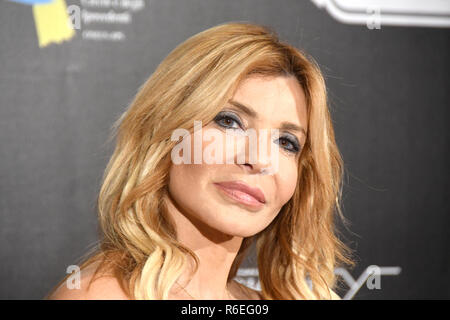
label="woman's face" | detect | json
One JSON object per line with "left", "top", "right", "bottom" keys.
{"left": 168, "top": 75, "right": 308, "bottom": 237}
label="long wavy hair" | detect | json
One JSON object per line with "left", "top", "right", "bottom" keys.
{"left": 47, "top": 21, "right": 354, "bottom": 300}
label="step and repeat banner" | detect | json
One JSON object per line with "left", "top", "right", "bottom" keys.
{"left": 1, "top": 0, "right": 449, "bottom": 299}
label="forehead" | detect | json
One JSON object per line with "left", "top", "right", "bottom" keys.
{"left": 231, "top": 75, "right": 308, "bottom": 129}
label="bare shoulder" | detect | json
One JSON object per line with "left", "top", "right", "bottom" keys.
{"left": 47, "top": 261, "right": 130, "bottom": 300}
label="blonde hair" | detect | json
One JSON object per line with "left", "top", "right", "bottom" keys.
{"left": 47, "top": 21, "right": 354, "bottom": 300}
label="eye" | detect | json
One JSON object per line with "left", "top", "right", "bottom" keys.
{"left": 275, "top": 135, "right": 300, "bottom": 154}
{"left": 213, "top": 111, "right": 244, "bottom": 130}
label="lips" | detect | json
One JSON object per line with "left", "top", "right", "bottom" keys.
{"left": 213, "top": 180, "right": 266, "bottom": 208}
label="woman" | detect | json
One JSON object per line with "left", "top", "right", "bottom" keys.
{"left": 47, "top": 21, "right": 353, "bottom": 300}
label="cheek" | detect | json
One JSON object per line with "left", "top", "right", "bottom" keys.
{"left": 168, "top": 130, "right": 223, "bottom": 215}
{"left": 168, "top": 163, "right": 207, "bottom": 208}
{"left": 274, "top": 158, "right": 298, "bottom": 206}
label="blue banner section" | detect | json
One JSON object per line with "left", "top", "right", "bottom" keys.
{"left": 8, "top": 0, "right": 53, "bottom": 5}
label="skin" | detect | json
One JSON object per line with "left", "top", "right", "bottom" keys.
{"left": 48, "top": 75, "right": 336, "bottom": 300}
{"left": 166, "top": 75, "right": 308, "bottom": 299}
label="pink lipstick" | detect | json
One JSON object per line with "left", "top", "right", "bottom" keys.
{"left": 214, "top": 181, "right": 266, "bottom": 208}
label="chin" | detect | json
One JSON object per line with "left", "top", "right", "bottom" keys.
{"left": 218, "top": 227, "right": 261, "bottom": 238}
{"left": 205, "top": 212, "right": 270, "bottom": 238}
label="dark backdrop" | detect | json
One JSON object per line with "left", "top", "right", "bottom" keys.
{"left": 1, "top": 0, "right": 449, "bottom": 299}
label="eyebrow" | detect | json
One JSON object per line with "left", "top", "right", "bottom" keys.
{"left": 228, "top": 99, "right": 258, "bottom": 118}
{"left": 227, "top": 99, "right": 307, "bottom": 137}
{"left": 279, "top": 122, "right": 307, "bottom": 137}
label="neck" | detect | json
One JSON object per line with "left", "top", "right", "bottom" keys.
{"left": 164, "top": 195, "right": 243, "bottom": 299}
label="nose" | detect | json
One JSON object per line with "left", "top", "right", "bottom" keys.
{"left": 234, "top": 129, "right": 278, "bottom": 175}
{"left": 240, "top": 162, "right": 272, "bottom": 175}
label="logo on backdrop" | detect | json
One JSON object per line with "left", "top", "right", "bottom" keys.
{"left": 310, "top": 0, "right": 450, "bottom": 29}
{"left": 8, "top": 0, "right": 145, "bottom": 48}
{"left": 235, "top": 266, "right": 402, "bottom": 299}
{"left": 9, "top": 0, "right": 75, "bottom": 48}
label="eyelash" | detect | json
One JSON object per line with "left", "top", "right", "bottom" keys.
{"left": 213, "top": 111, "right": 301, "bottom": 154}
{"left": 213, "top": 111, "right": 244, "bottom": 130}
{"left": 276, "top": 135, "right": 300, "bottom": 154}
